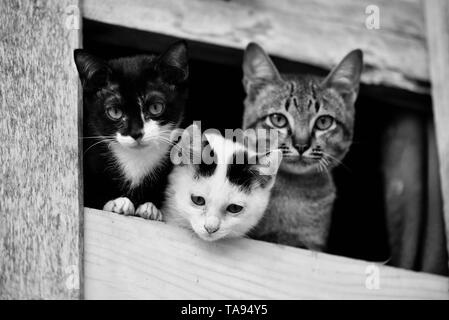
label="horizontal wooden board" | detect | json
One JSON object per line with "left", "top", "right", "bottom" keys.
{"left": 84, "top": 208, "right": 449, "bottom": 299}
{"left": 82, "top": 0, "right": 429, "bottom": 92}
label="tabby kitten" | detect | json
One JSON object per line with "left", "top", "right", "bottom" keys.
{"left": 74, "top": 41, "right": 188, "bottom": 215}
{"left": 242, "top": 43, "right": 363, "bottom": 251}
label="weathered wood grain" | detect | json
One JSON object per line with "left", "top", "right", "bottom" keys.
{"left": 84, "top": 208, "right": 449, "bottom": 299}
{"left": 82, "top": 0, "right": 429, "bottom": 92}
{"left": 421, "top": 119, "right": 448, "bottom": 275}
{"left": 424, "top": 0, "right": 449, "bottom": 270}
{"left": 0, "top": 0, "right": 82, "bottom": 299}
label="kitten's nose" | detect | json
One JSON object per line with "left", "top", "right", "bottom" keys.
{"left": 130, "top": 131, "right": 143, "bottom": 141}
{"left": 204, "top": 225, "right": 219, "bottom": 234}
{"left": 204, "top": 217, "right": 220, "bottom": 234}
{"left": 295, "top": 143, "right": 310, "bottom": 154}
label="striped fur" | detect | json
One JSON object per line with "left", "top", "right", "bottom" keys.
{"left": 242, "top": 43, "right": 362, "bottom": 251}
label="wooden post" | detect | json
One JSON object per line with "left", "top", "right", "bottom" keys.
{"left": 424, "top": 0, "right": 449, "bottom": 268}
{"left": 421, "top": 119, "right": 449, "bottom": 275}
{"left": 0, "top": 0, "right": 82, "bottom": 298}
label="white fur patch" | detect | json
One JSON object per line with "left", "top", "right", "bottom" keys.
{"left": 103, "top": 197, "right": 135, "bottom": 215}
{"left": 135, "top": 202, "right": 163, "bottom": 221}
{"left": 111, "top": 121, "right": 172, "bottom": 188}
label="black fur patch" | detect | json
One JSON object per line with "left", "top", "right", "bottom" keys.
{"left": 194, "top": 139, "right": 217, "bottom": 177}
{"left": 292, "top": 97, "right": 299, "bottom": 109}
{"left": 311, "top": 83, "right": 317, "bottom": 100}
{"left": 289, "top": 82, "right": 295, "bottom": 96}
{"left": 196, "top": 161, "right": 217, "bottom": 177}
{"left": 284, "top": 98, "right": 290, "bottom": 111}
{"left": 307, "top": 99, "right": 312, "bottom": 110}
{"left": 315, "top": 100, "right": 321, "bottom": 113}
{"left": 226, "top": 151, "right": 271, "bottom": 192}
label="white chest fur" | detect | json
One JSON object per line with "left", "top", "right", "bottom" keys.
{"left": 110, "top": 142, "right": 168, "bottom": 189}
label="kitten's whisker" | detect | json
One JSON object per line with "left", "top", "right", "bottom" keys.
{"left": 323, "top": 152, "right": 352, "bottom": 173}
{"left": 147, "top": 131, "right": 174, "bottom": 138}
{"left": 321, "top": 158, "right": 330, "bottom": 174}
{"left": 143, "top": 138, "right": 173, "bottom": 144}
{"left": 83, "top": 139, "right": 112, "bottom": 156}
{"left": 81, "top": 135, "right": 115, "bottom": 139}
{"left": 142, "top": 133, "right": 177, "bottom": 142}
{"left": 141, "top": 137, "right": 177, "bottom": 147}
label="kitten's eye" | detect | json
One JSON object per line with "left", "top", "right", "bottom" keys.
{"left": 148, "top": 102, "right": 165, "bottom": 116}
{"left": 191, "top": 195, "right": 205, "bottom": 206}
{"left": 226, "top": 204, "right": 243, "bottom": 214}
{"left": 106, "top": 107, "right": 123, "bottom": 120}
{"left": 268, "top": 113, "right": 288, "bottom": 128}
{"left": 315, "top": 115, "right": 334, "bottom": 130}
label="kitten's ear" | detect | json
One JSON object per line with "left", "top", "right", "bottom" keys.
{"left": 242, "top": 42, "right": 281, "bottom": 93}
{"left": 321, "top": 49, "right": 363, "bottom": 105}
{"left": 157, "top": 40, "right": 189, "bottom": 84}
{"left": 73, "top": 49, "right": 111, "bottom": 92}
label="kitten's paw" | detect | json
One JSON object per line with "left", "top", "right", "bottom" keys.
{"left": 135, "top": 202, "right": 163, "bottom": 221}
{"left": 103, "top": 197, "right": 135, "bottom": 216}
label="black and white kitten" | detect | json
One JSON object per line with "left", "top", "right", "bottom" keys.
{"left": 161, "top": 125, "right": 282, "bottom": 241}
{"left": 74, "top": 41, "right": 188, "bottom": 215}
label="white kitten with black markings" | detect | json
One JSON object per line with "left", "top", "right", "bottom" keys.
{"left": 158, "top": 129, "right": 282, "bottom": 241}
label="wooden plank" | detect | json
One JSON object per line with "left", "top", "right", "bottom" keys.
{"left": 420, "top": 119, "right": 449, "bottom": 275}
{"left": 84, "top": 208, "right": 449, "bottom": 299}
{"left": 424, "top": 0, "right": 449, "bottom": 270}
{"left": 82, "top": 0, "right": 429, "bottom": 93}
{"left": 0, "top": 0, "right": 82, "bottom": 299}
